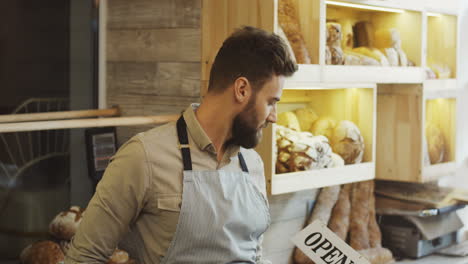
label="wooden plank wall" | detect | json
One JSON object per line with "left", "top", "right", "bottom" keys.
{"left": 106, "top": 0, "right": 202, "bottom": 144}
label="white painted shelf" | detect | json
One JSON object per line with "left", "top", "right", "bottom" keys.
{"left": 285, "top": 65, "right": 427, "bottom": 87}
{"left": 424, "top": 79, "right": 458, "bottom": 99}
{"left": 422, "top": 162, "right": 458, "bottom": 182}
{"left": 270, "top": 162, "right": 374, "bottom": 195}
{"left": 323, "top": 66, "right": 426, "bottom": 84}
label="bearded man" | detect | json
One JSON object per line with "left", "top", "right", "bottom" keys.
{"left": 65, "top": 26, "right": 297, "bottom": 264}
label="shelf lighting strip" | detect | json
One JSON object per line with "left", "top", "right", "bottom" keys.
{"left": 427, "top": 12, "right": 442, "bottom": 17}
{"left": 326, "top": 1, "right": 405, "bottom": 13}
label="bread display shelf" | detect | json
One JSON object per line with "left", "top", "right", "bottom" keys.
{"left": 201, "top": 0, "right": 460, "bottom": 191}
{"left": 201, "top": 0, "right": 459, "bottom": 89}
{"left": 376, "top": 84, "right": 457, "bottom": 183}
{"left": 426, "top": 13, "right": 457, "bottom": 79}
{"left": 256, "top": 85, "right": 376, "bottom": 195}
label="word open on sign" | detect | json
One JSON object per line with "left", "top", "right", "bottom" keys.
{"left": 291, "top": 220, "right": 370, "bottom": 264}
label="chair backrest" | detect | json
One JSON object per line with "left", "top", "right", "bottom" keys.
{"left": 0, "top": 98, "right": 70, "bottom": 184}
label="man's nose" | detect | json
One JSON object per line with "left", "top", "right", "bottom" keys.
{"left": 267, "top": 111, "right": 277, "bottom": 123}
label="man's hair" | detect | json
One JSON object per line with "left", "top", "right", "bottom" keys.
{"left": 207, "top": 26, "right": 298, "bottom": 94}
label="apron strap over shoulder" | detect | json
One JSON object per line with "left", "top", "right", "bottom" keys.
{"left": 238, "top": 152, "right": 249, "bottom": 173}
{"left": 177, "top": 116, "right": 193, "bottom": 171}
{"left": 176, "top": 114, "right": 250, "bottom": 173}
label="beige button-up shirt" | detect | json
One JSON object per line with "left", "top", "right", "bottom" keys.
{"left": 65, "top": 104, "right": 270, "bottom": 264}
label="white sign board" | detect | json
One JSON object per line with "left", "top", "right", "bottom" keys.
{"left": 291, "top": 220, "right": 370, "bottom": 264}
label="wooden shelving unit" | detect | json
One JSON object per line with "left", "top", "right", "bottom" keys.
{"left": 201, "top": 0, "right": 460, "bottom": 192}
{"left": 256, "top": 85, "right": 376, "bottom": 194}
{"left": 376, "top": 83, "right": 457, "bottom": 183}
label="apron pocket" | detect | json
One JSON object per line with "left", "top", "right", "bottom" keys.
{"left": 157, "top": 197, "right": 182, "bottom": 212}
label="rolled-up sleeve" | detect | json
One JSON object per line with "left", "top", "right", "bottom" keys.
{"left": 65, "top": 138, "right": 150, "bottom": 263}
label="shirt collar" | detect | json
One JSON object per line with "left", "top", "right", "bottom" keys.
{"left": 182, "top": 103, "right": 240, "bottom": 158}
{"left": 183, "top": 104, "right": 212, "bottom": 152}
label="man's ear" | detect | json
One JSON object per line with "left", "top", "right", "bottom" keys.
{"left": 233, "top": 77, "right": 251, "bottom": 104}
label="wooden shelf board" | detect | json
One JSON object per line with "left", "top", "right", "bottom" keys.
{"left": 424, "top": 79, "right": 458, "bottom": 99}
{"left": 271, "top": 162, "right": 374, "bottom": 195}
{"left": 422, "top": 161, "right": 457, "bottom": 182}
{"left": 323, "top": 66, "right": 426, "bottom": 84}
{"left": 284, "top": 64, "right": 321, "bottom": 88}
{"left": 326, "top": 0, "right": 459, "bottom": 15}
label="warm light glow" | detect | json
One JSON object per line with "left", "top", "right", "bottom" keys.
{"left": 326, "top": 1, "right": 405, "bottom": 13}
{"left": 427, "top": 12, "right": 442, "bottom": 17}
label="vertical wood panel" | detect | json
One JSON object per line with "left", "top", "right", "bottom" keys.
{"left": 201, "top": 0, "right": 275, "bottom": 95}
{"left": 376, "top": 84, "right": 423, "bottom": 182}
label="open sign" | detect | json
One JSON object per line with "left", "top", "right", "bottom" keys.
{"left": 291, "top": 220, "right": 370, "bottom": 264}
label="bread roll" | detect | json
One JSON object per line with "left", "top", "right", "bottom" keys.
{"left": 49, "top": 206, "right": 85, "bottom": 240}
{"left": 20, "top": 240, "right": 64, "bottom": 264}
{"left": 107, "top": 249, "right": 130, "bottom": 264}
{"left": 294, "top": 108, "right": 318, "bottom": 132}
{"left": 310, "top": 117, "right": 336, "bottom": 139}
{"left": 277, "top": 111, "right": 301, "bottom": 131}
{"left": 278, "top": 0, "right": 311, "bottom": 64}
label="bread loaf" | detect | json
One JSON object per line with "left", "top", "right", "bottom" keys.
{"left": 293, "top": 186, "right": 341, "bottom": 264}
{"left": 278, "top": 26, "right": 297, "bottom": 63}
{"left": 344, "top": 50, "right": 380, "bottom": 66}
{"left": 353, "top": 21, "right": 374, "bottom": 47}
{"left": 275, "top": 125, "right": 333, "bottom": 173}
{"left": 382, "top": 48, "right": 399, "bottom": 66}
{"left": 330, "top": 120, "right": 364, "bottom": 165}
{"left": 358, "top": 247, "right": 394, "bottom": 264}
{"left": 349, "top": 181, "right": 371, "bottom": 250}
{"left": 352, "top": 47, "right": 390, "bottom": 66}
{"left": 426, "top": 123, "right": 446, "bottom": 164}
{"left": 367, "top": 181, "right": 382, "bottom": 248}
{"left": 278, "top": 0, "right": 311, "bottom": 64}
{"left": 328, "top": 184, "right": 352, "bottom": 240}
{"left": 20, "top": 241, "right": 64, "bottom": 264}
{"left": 327, "top": 23, "right": 344, "bottom": 65}
{"left": 49, "top": 206, "right": 85, "bottom": 240}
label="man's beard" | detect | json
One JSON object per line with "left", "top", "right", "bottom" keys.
{"left": 230, "top": 99, "right": 266, "bottom": 149}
